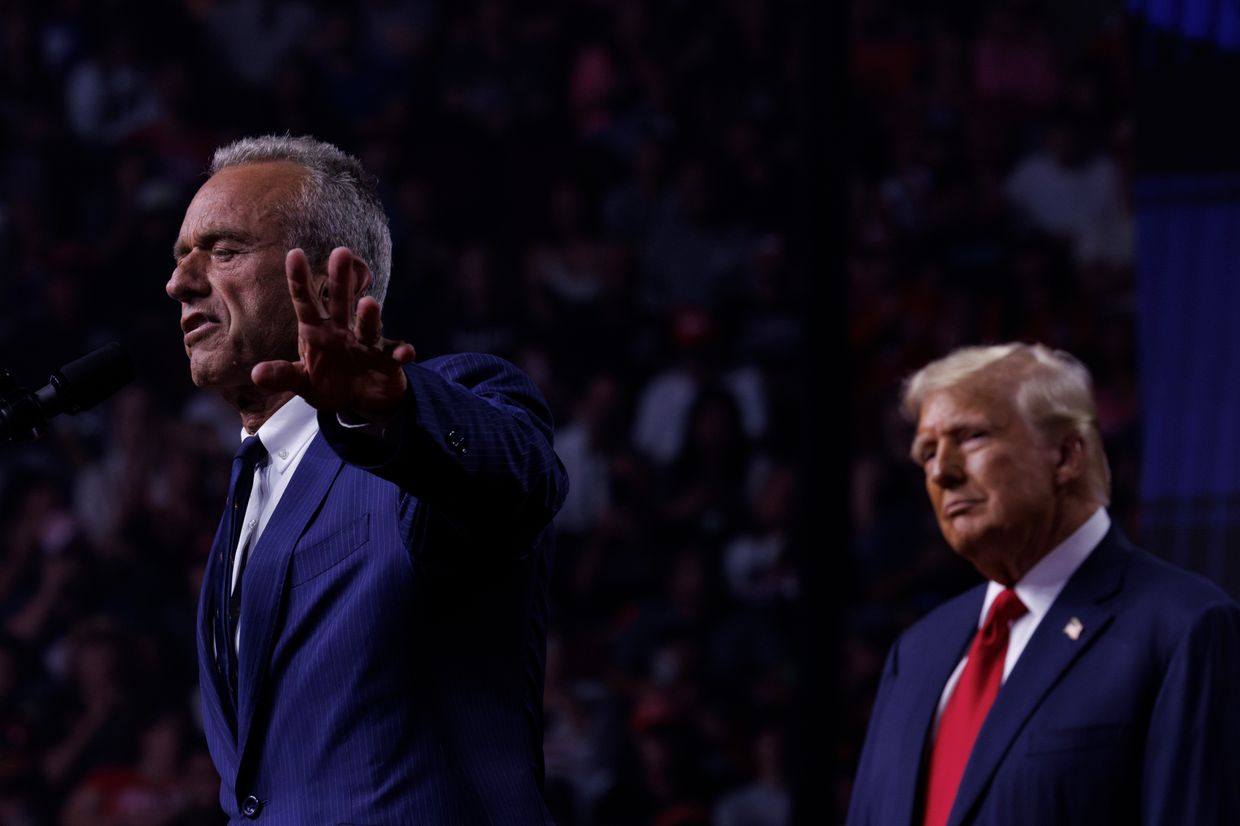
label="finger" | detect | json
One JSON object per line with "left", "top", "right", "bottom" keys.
{"left": 356, "top": 297, "right": 383, "bottom": 346}
{"left": 390, "top": 341, "right": 416, "bottom": 363}
{"left": 251, "top": 359, "right": 308, "bottom": 393}
{"left": 327, "top": 247, "right": 355, "bottom": 328}
{"left": 285, "top": 249, "right": 323, "bottom": 325}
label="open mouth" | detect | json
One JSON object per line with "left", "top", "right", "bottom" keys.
{"left": 181, "top": 312, "right": 220, "bottom": 342}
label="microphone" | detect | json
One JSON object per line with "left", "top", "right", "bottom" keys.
{"left": 0, "top": 343, "right": 135, "bottom": 442}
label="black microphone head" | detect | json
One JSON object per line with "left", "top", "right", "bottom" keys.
{"left": 54, "top": 342, "right": 136, "bottom": 414}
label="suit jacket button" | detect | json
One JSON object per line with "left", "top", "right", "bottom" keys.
{"left": 241, "top": 795, "right": 262, "bottom": 818}
{"left": 446, "top": 429, "right": 467, "bottom": 454}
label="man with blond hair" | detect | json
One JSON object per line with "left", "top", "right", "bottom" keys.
{"left": 846, "top": 343, "right": 1240, "bottom": 826}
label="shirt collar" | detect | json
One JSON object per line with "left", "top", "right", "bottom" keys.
{"left": 979, "top": 507, "right": 1110, "bottom": 627}
{"left": 240, "top": 396, "right": 319, "bottom": 476}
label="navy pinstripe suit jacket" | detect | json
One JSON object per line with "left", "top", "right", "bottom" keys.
{"left": 196, "top": 353, "right": 568, "bottom": 824}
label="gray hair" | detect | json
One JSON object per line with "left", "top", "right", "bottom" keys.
{"left": 210, "top": 135, "right": 392, "bottom": 306}
{"left": 901, "top": 342, "right": 1112, "bottom": 504}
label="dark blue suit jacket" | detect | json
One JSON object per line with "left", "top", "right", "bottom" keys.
{"left": 196, "top": 353, "right": 568, "bottom": 824}
{"left": 846, "top": 527, "right": 1240, "bottom": 826}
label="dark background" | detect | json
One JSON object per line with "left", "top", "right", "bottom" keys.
{"left": 0, "top": 1, "right": 1232, "bottom": 824}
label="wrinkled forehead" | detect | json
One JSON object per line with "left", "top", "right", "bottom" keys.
{"left": 914, "top": 381, "right": 1022, "bottom": 437}
{"left": 182, "top": 161, "right": 305, "bottom": 231}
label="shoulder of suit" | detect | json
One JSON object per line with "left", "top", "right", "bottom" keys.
{"left": 416, "top": 352, "right": 519, "bottom": 372}
{"left": 1113, "top": 540, "right": 1238, "bottom": 621}
{"left": 409, "top": 352, "right": 534, "bottom": 386}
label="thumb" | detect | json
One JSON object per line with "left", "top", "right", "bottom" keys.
{"left": 252, "top": 360, "right": 307, "bottom": 393}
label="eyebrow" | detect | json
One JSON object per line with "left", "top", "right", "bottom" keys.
{"left": 909, "top": 423, "right": 985, "bottom": 461}
{"left": 172, "top": 228, "right": 261, "bottom": 261}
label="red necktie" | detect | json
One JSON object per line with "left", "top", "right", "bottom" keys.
{"left": 922, "top": 588, "right": 1028, "bottom": 826}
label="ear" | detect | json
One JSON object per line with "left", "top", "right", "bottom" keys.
{"left": 1053, "top": 433, "right": 1086, "bottom": 487}
{"left": 350, "top": 255, "right": 373, "bottom": 301}
{"left": 306, "top": 256, "right": 373, "bottom": 313}
{"left": 307, "top": 269, "right": 330, "bottom": 317}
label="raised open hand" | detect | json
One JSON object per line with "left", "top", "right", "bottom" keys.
{"left": 252, "top": 247, "right": 415, "bottom": 420}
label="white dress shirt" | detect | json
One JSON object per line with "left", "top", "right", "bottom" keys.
{"left": 934, "top": 507, "right": 1111, "bottom": 725}
{"left": 229, "top": 396, "right": 320, "bottom": 650}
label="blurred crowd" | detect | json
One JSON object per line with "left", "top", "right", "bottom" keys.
{"left": 841, "top": 0, "right": 1138, "bottom": 815}
{"left": 0, "top": 0, "right": 1136, "bottom": 823}
{"left": 0, "top": 1, "right": 810, "bottom": 824}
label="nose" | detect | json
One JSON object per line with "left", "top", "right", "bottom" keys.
{"left": 927, "top": 441, "right": 964, "bottom": 488}
{"left": 166, "top": 250, "right": 206, "bottom": 303}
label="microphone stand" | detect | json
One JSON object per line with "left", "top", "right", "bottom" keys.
{"left": 0, "top": 368, "right": 45, "bottom": 443}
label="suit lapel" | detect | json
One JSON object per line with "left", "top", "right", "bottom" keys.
{"left": 234, "top": 434, "right": 344, "bottom": 762}
{"left": 890, "top": 589, "right": 984, "bottom": 825}
{"left": 947, "top": 530, "right": 1129, "bottom": 826}
{"left": 198, "top": 512, "right": 238, "bottom": 733}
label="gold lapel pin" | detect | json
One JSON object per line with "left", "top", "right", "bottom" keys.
{"left": 1063, "top": 617, "right": 1084, "bottom": 641}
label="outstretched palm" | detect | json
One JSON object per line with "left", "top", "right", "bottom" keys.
{"left": 252, "top": 247, "right": 415, "bottom": 420}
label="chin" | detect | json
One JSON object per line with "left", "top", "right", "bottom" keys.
{"left": 941, "top": 524, "right": 988, "bottom": 559}
{"left": 949, "top": 535, "right": 1015, "bottom": 581}
{"left": 188, "top": 354, "right": 244, "bottom": 391}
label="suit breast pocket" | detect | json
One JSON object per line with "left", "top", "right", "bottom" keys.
{"left": 1027, "top": 723, "right": 1126, "bottom": 755}
{"left": 289, "top": 514, "right": 370, "bottom": 587}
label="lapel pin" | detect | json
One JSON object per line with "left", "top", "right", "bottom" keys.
{"left": 1063, "top": 617, "right": 1084, "bottom": 641}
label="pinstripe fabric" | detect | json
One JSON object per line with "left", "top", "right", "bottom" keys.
{"left": 196, "top": 354, "right": 568, "bottom": 824}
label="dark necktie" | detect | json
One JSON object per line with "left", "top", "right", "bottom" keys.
{"left": 922, "top": 587, "right": 1028, "bottom": 826}
{"left": 215, "top": 434, "right": 267, "bottom": 700}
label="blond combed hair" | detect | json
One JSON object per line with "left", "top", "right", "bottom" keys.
{"left": 901, "top": 343, "right": 1112, "bottom": 504}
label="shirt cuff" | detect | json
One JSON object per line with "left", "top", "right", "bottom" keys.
{"left": 334, "top": 411, "right": 391, "bottom": 438}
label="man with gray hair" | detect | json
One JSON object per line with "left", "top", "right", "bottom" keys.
{"left": 846, "top": 343, "right": 1240, "bottom": 826}
{"left": 166, "top": 135, "right": 567, "bottom": 823}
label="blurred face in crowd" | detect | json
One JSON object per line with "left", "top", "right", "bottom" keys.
{"left": 911, "top": 380, "right": 1064, "bottom": 584}
{"left": 167, "top": 162, "right": 305, "bottom": 398}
